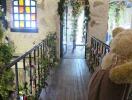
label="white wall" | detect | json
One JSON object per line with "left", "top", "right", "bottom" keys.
{"left": 88, "top": 0, "right": 109, "bottom": 41}
{"left": 6, "top": 0, "right": 60, "bottom": 56}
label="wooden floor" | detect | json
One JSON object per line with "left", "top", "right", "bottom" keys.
{"left": 63, "top": 45, "right": 85, "bottom": 59}
{"left": 39, "top": 59, "right": 90, "bottom": 100}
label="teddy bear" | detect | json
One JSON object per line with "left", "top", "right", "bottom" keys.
{"left": 88, "top": 29, "right": 132, "bottom": 100}
{"left": 112, "top": 27, "right": 125, "bottom": 38}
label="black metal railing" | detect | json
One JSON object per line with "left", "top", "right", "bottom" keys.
{"left": 86, "top": 35, "right": 110, "bottom": 72}
{"left": 86, "top": 35, "right": 132, "bottom": 100}
{"left": 4, "top": 33, "right": 58, "bottom": 100}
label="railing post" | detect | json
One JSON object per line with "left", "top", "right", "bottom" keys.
{"left": 37, "top": 46, "right": 40, "bottom": 94}
{"left": 33, "top": 49, "right": 37, "bottom": 98}
{"left": 29, "top": 53, "right": 32, "bottom": 94}
{"left": 15, "top": 63, "right": 20, "bottom": 100}
{"left": 43, "top": 41, "right": 45, "bottom": 57}
{"left": 23, "top": 58, "right": 27, "bottom": 94}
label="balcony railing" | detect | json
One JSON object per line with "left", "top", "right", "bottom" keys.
{"left": 3, "top": 33, "right": 58, "bottom": 100}
{"left": 86, "top": 35, "right": 132, "bottom": 100}
{"left": 86, "top": 35, "right": 110, "bottom": 72}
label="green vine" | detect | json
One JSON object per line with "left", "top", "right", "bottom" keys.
{"left": 0, "top": 24, "right": 3, "bottom": 43}
{"left": 109, "top": 1, "right": 125, "bottom": 27}
{"left": 0, "top": 8, "right": 3, "bottom": 18}
{"left": 39, "top": 33, "right": 58, "bottom": 91}
{"left": 0, "top": 22, "right": 15, "bottom": 99}
{"left": 58, "top": 0, "right": 65, "bottom": 20}
{"left": 71, "top": 1, "right": 81, "bottom": 17}
{"left": 85, "top": 1, "right": 90, "bottom": 21}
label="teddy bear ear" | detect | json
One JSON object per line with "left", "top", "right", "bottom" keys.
{"left": 112, "top": 27, "right": 124, "bottom": 37}
{"left": 109, "top": 62, "right": 132, "bottom": 84}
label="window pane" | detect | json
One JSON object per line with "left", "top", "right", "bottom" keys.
{"left": 14, "top": 14, "right": 19, "bottom": 20}
{"left": 31, "top": 1, "right": 35, "bottom": 6}
{"left": 20, "top": 14, "right": 24, "bottom": 20}
{"left": 14, "top": 1, "right": 18, "bottom": 6}
{"left": 25, "top": 14, "right": 30, "bottom": 20}
{"left": 31, "top": 14, "right": 35, "bottom": 20}
{"left": 19, "top": 0, "right": 24, "bottom": 6}
{"left": 19, "top": 6, "right": 24, "bottom": 13}
{"left": 26, "top": 21, "right": 30, "bottom": 27}
{"left": 14, "top": 21, "right": 19, "bottom": 28}
{"left": 12, "top": 0, "right": 37, "bottom": 32}
{"left": 31, "top": 21, "right": 36, "bottom": 28}
{"left": 20, "top": 21, "right": 24, "bottom": 27}
{"left": 31, "top": 7, "right": 35, "bottom": 13}
{"left": 25, "top": 0, "right": 30, "bottom": 6}
{"left": 14, "top": 7, "right": 18, "bottom": 13}
{"left": 26, "top": 7, "right": 30, "bottom": 13}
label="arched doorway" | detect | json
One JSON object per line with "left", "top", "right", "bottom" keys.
{"left": 60, "top": 1, "right": 89, "bottom": 59}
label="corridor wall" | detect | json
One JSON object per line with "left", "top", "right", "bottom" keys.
{"left": 5, "top": 0, "right": 60, "bottom": 57}
{"left": 88, "top": 0, "right": 109, "bottom": 42}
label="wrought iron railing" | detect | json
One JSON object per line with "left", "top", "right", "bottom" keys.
{"left": 4, "top": 33, "right": 58, "bottom": 100}
{"left": 86, "top": 35, "right": 132, "bottom": 100}
{"left": 86, "top": 35, "right": 110, "bottom": 72}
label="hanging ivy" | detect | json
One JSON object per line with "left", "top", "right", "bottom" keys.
{"left": 85, "top": 1, "right": 90, "bottom": 21}
{"left": 71, "top": 1, "right": 81, "bottom": 17}
{"left": 0, "top": 23, "right": 3, "bottom": 42}
{"left": 0, "top": 8, "right": 3, "bottom": 18}
{"left": 0, "top": 22, "right": 15, "bottom": 99}
{"left": 58, "top": 0, "right": 65, "bottom": 20}
{"left": 109, "top": 1, "right": 126, "bottom": 27}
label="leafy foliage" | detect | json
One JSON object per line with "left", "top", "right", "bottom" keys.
{"left": 85, "top": 1, "right": 90, "bottom": 21}
{"left": 71, "top": 1, "right": 81, "bottom": 17}
{"left": 0, "top": 69, "right": 15, "bottom": 99}
{"left": 0, "top": 22, "right": 14, "bottom": 99}
{"left": 0, "top": 23, "right": 3, "bottom": 42}
{"left": 39, "top": 33, "right": 58, "bottom": 90}
{"left": 58, "top": 0, "right": 65, "bottom": 20}
{"left": 0, "top": 44, "right": 13, "bottom": 65}
{"left": 0, "top": 8, "right": 3, "bottom": 17}
{"left": 109, "top": 1, "right": 126, "bottom": 27}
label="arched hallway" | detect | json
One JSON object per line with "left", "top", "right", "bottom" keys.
{"left": 39, "top": 59, "right": 90, "bottom": 100}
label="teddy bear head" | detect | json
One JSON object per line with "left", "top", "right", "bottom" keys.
{"left": 112, "top": 27, "right": 125, "bottom": 38}
{"left": 101, "top": 29, "right": 132, "bottom": 84}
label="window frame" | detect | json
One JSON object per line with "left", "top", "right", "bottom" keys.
{"left": 11, "top": 0, "right": 38, "bottom": 33}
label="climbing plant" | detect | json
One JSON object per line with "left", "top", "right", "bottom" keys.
{"left": 0, "top": 6, "right": 3, "bottom": 18}
{"left": 109, "top": 1, "right": 125, "bottom": 28}
{"left": 85, "top": 1, "right": 90, "bottom": 21}
{"left": 0, "top": 24, "right": 3, "bottom": 42}
{"left": 39, "top": 33, "right": 58, "bottom": 91}
{"left": 71, "top": 1, "right": 81, "bottom": 17}
{"left": 58, "top": 0, "right": 65, "bottom": 20}
{"left": 70, "top": 1, "right": 81, "bottom": 43}
{"left": 0, "top": 22, "right": 15, "bottom": 99}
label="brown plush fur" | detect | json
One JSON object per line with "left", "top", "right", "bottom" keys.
{"left": 101, "top": 53, "right": 115, "bottom": 69}
{"left": 101, "top": 29, "right": 132, "bottom": 84}
{"left": 112, "top": 27, "right": 124, "bottom": 37}
{"left": 110, "top": 30, "right": 132, "bottom": 59}
{"left": 110, "top": 62, "right": 132, "bottom": 84}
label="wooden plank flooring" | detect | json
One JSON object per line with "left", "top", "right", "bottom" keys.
{"left": 39, "top": 59, "right": 90, "bottom": 100}
{"left": 63, "top": 46, "right": 85, "bottom": 59}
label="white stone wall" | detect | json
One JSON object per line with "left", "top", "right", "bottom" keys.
{"left": 88, "top": 0, "right": 109, "bottom": 41}
{"left": 6, "top": 0, "right": 60, "bottom": 56}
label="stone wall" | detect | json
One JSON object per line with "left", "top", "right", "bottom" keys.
{"left": 6, "top": 0, "right": 60, "bottom": 56}
{"left": 88, "top": 0, "right": 109, "bottom": 42}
